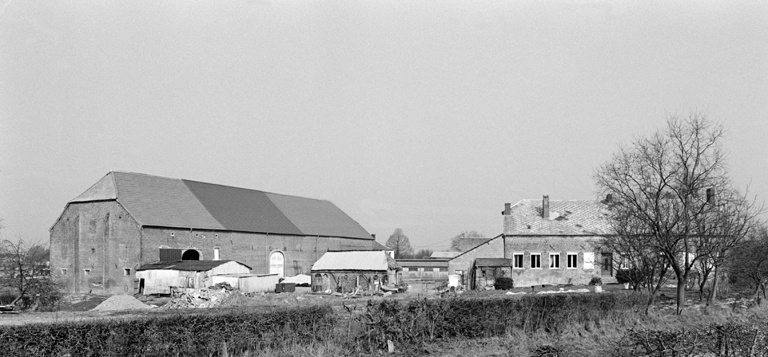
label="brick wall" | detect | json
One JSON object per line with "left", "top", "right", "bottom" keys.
{"left": 141, "top": 228, "right": 372, "bottom": 277}
{"left": 50, "top": 201, "right": 142, "bottom": 295}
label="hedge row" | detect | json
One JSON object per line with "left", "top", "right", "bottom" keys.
{"left": 355, "top": 292, "right": 646, "bottom": 351}
{"left": 0, "top": 305, "right": 335, "bottom": 357}
{"left": 618, "top": 322, "right": 768, "bottom": 356}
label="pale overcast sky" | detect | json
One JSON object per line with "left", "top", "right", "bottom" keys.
{"left": 1, "top": 1, "right": 766, "bottom": 249}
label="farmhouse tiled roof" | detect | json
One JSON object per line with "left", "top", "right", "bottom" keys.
{"left": 505, "top": 199, "right": 613, "bottom": 235}
{"left": 69, "top": 172, "right": 372, "bottom": 239}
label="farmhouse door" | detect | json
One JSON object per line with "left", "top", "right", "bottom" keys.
{"left": 601, "top": 253, "right": 613, "bottom": 276}
{"left": 269, "top": 252, "right": 285, "bottom": 278}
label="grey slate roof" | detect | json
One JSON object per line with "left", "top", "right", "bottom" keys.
{"left": 505, "top": 199, "right": 613, "bottom": 235}
{"left": 70, "top": 172, "right": 372, "bottom": 239}
{"left": 137, "top": 260, "right": 251, "bottom": 271}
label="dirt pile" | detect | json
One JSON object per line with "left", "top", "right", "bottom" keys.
{"left": 91, "top": 295, "right": 151, "bottom": 312}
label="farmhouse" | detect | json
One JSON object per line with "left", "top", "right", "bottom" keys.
{"left": 50, "top": 171, "right": 374, "bottom": 294}
{"left": 448, "top": 196, "right": 616, "bottom": 289}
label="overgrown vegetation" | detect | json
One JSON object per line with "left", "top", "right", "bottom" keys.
{"left": 0, "top": 305, "right": 335, "bottom": 356}
{"left": 354, "top": 292, "right": 646, "bottom": 353}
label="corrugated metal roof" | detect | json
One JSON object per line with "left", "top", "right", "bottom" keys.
{"left": 68, "top": 172, "right": 372, "bottom": 239}
{"left": 505, "top": 199, "right": 612, "bottom": 235}
{"left": 475, "top": 258, "right": 514, "bottom": 267}
{"left": 311, "top": 251, "right": 399, "bottom": 271}
{"left": 137, "top": 260, "right": 251, "bottom": 271}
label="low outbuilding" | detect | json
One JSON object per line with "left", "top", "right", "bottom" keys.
{"left": 136, "top": 260, "right": 252, "bottom": 295}
{"left": 311, "top": 251, "right": 400, "bottom": 294}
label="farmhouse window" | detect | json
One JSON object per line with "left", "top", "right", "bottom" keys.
{"left": 530, "top": 253, "right": 541, "bottom": 269}
{"left": 213, "top": 247, "right": 220, "bottom": 260}
{"left": 567, "top": 253, "right": 578, "bottom": 269}
{"left": 123, "top": 268, "right": 131, "bottom": 276}
{"left": 402, "top": 267, "right": 409, "bottom": 272}
{"left": 549, "top": 253, "right": 560, "bottom": 268}
{"left": 513, "top": 253, "right": 524, "bottom": 269}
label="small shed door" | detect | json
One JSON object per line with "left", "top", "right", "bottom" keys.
{"left": 269, "top": 252, "right": 285, "bottom": 278}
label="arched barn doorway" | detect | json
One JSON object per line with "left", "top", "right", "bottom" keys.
{"left": 182, "top": 249, "right": 200, "bottom": 260}
{"left": 269, "top": 251, "right": 285, "bottom": 278}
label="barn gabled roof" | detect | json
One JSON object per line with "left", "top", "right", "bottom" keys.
{"left": 68, "top": 172, "right": 372, "bottom": 239}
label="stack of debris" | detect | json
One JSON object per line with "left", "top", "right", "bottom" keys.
{"left": 162, "top": 283, "right": 237, "bottom": 309}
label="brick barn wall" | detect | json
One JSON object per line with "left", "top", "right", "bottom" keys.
{"left": 52, "top": 202, "right": 374, "bottom": 295}
{"left": 140, "top": 228, "right": 373, "bottom": 277}
{"left": 50, "top": 201, "right": 142, "bottom": 295}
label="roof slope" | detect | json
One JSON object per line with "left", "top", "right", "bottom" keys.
{"left": 137, "top": 260, "right": 251, "bottom": 271}
{"left": 505, "top": 199, "right": 612, "bottom": 235}
{"left": 312, "top": 251, "right": 399, "bottom": 271}
{"left": 69, "top": 172, "right": 372, "bottom": 239}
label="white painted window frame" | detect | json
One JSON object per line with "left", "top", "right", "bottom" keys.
{"left": 549, "top": 253, "right": 560, "bottom": 269}
{"left": 530, "top": 253, "right": 541, "bottom": 269}
{"left": 513, "top": 252, "right": 524, "bottom": 269}
{"left": 567, "top": 252, "right": 578, "bottom": 269}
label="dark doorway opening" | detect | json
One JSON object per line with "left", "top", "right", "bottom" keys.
{"left": 182, "top": 249, "right": 200, "bottom": 260}
{"left": 601, "top": 253, "right": 613, "bottom": 276}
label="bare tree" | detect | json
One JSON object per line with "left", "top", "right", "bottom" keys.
{"left": 0, "top": 239, "right": 60, "bottom": 311}
{"left": 385, "top": 228, "right": 414, "bottom": 259}
{"left": 729, "top": 224, "right": 768, "bottom": 304}
{"left": 595, "top": 114, "right": 762, "bottom": 314}
{"left": 601, "top": 203, "right": 670, "bottom": 314}
{"left": 450, "top": 230, "right": 485, "bottom": 251}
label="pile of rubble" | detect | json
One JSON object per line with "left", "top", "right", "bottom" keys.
{"left": 162, "top": 283, "right": 237, "bottom": 309}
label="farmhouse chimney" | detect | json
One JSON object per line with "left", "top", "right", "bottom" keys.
{"left": 542, "top": 195, "right": 550, "bottom": 219}
{"left": 371, "top": 234, "right": 376, "bottom": 239}
{"left": 503, "top": 203, "right": 511, "bottom": 215}
{"left": 706, "top": 188, "right": 716, "bottom": 205}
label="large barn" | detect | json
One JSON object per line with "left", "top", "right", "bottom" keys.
{"left": 50, "top": 172, "right": 374, "bottom": 294}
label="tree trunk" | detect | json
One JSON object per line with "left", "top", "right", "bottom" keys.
{"left": 645, "top": 293, "right": 657, "bottom": 315}
{"left": 676, "top": 272, "right": 686, "bottom": 315}
{"left": 706, "top": 265, "right": 718, "bottom": 306}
